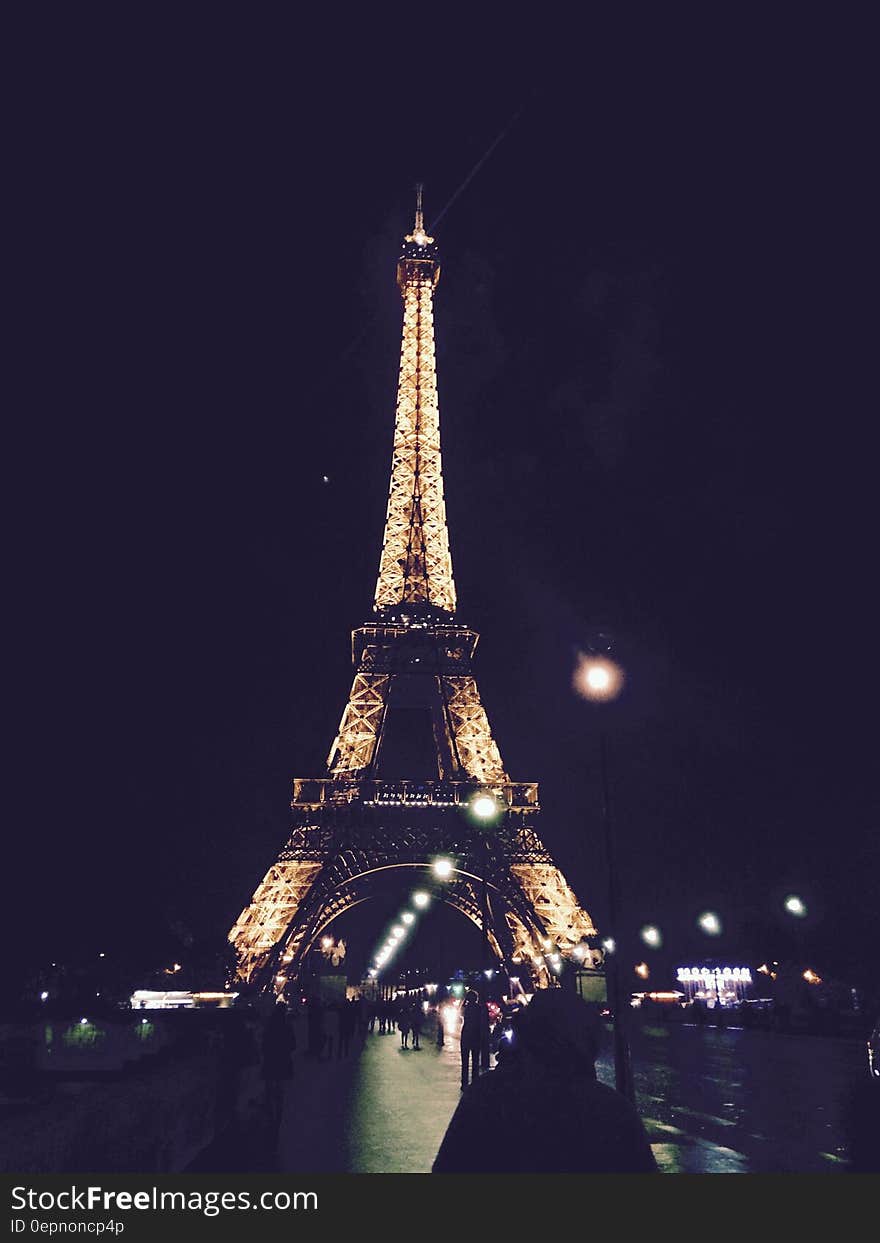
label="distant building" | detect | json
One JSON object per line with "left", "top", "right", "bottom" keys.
{"left": 129, "top": 989, "right": 238, "bottom": 1009}
{"left": 675, "top": 965, "right": 753, "bottom": 1007}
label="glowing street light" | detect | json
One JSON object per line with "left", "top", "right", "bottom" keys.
{"left": 640, "top": 925, "right": 662, "bottom": 948}
{"left": 433, "top": 858, "right": 454, "bottom": 880}
{"left": 635, "top": 962, "right": 650, "bottom": 980}
{"left": 575, "top": 638, "right": 632, "bottom": 1101}
{"left": 413, "top": 891, "right": 430, "bottom": 908}
{"left": 574, "top": 653, "right": 625, "bottom": 703}
{"left": 470, "top": 793, "right": 499, "bottom": 821}
{"left": 466, "top": 791, "right": 502, "bottom": 1070}
{"left": 402, "top": 912, "right": 415, "bottom": 925}
{"left": 784, "top": 895, "right": 807, "bottom": 918}
{"left": 698, "top": 911, "right": 722, "bottom": 936}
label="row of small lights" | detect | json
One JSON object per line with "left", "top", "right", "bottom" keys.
{"left": 369, "top": 792, "right": 508, "bottom": 980}
{"left": 369, "top": 890, "right": 432, "bottom": 979}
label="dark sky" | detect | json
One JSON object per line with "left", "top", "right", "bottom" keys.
{"left": 9, "top": 20, "right": 877, "bottom": 990}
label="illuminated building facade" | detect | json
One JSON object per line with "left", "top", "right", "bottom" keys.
{"left": 676, "top": 966, "right": 754, "bottom": 1008}
{"left": 229, "top": 191, "right": 596, "bottom": 994}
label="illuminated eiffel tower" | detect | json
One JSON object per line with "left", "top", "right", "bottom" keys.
{"left": 229, "top": 190, "right": 596, "bottom": 993}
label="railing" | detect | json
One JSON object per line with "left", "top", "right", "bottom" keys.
{"left": 290, "top": 778, "right": 539, "bottom": 812}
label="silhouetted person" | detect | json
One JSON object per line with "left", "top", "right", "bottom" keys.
{"left": 459, "top": 989, "right": 483, "bottom": 1089}
{"left": 338, "top": 1000, "right": 356, "bottom": 1058}
{"left": 325, "top": 1002, "right": 341, "bottom": 1059}
{"left": 306, "top": 997, "right": 324, "bottom": 1058}
{"left": 411, "top": 1002, "right": 424, "bottom": 1050}
{"left": 433, "top": 991, "right": 657, "bottom": 1173}
{"left": 216, "top": 1010, "right": 256, "bottom": 1134}
{"left": 399, "top": 1003, "right": 411, "bottom": 1048}
{"left": 436, "top": 1003, "right": 447, "bottom": 1048}
{"left": 261, "top": 1003, "right": 296, "bottom": 1133}
{"left": 352, "top": 997, "right": 367, "bottom": 1042}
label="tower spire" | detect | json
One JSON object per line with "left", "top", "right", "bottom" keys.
{"left": 374, "top": 188, "right": 455, "bottom": 617}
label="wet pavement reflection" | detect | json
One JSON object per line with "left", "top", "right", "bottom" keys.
{"left": 603, "top": 1021, "right": 863, "bottom": 1173}
{"left": 191, "top": 1015, "right": 867, "bottom": 1173}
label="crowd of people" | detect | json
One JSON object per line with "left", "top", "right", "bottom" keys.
{"left": 225, "top": 980, "right": 880, "bottom": 1174}
{"left": 246, "top": 985, "right": 658, "bottom": 1172}
{"left": 366, "top": 996, "right": 425, "bottom": 1047}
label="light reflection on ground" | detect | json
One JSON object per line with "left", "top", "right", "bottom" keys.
{"left": 596, "top": 1020, "right": 863, "bottom": 1173}
{"left": 191, "top": 1013, "right": 867, "bottom": 1173}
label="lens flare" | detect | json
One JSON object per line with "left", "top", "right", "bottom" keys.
{"left": 574, "top": 654, "right": 624, "bottom": 702}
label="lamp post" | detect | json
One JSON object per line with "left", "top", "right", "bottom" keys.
{"left": 575, "top": 648, "right": 635, "bottom": 1103}
{"left": 784, "top": 893, "right": 808, "bottom": 970}
{"left": 469, "top": 792, "right": 501, "bottom": 1071}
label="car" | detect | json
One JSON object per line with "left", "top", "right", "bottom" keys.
{"left": 869, "top": 1017, "right": 880, "bottom": 1079}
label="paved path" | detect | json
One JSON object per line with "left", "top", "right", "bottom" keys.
{"left": 282, "top": 1028, "right": 463, "bottom": 1173}
{"left": 190, "top": 1017, "right": 869, "bottom": 1173}
{"left": 628, "top": 1021, "right": 865, "bottom": 1173}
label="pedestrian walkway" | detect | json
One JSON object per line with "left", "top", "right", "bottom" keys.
{"left": 280, "top": 1026, "right": 464, "bottom": 1173}
{"left": 190, "top": 1015, "right": 862, "bottom": 1174}
{"left": 190, "top": 1019, "right": 470, "bottom": 1174}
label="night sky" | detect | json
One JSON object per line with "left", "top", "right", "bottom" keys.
{"left": 9, "top": 22, "right": 877, "bottom": 992}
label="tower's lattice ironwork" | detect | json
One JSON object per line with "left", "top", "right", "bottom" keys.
{"left": 229, "top": 192, "right": 596, "bottom": 993}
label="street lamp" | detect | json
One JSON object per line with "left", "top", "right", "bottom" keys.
{"left": 781, "top": 893, "right": 810, "bottom": 980}
{"left": 574, "top": 654, "right": 625, "bottom": 703}
{"left": 698, "top": 911, "right": 722, "bottom": 936}
{"left": 574, "top": 645, "right": 635, "bottom": 1103}
{"left": 467, "top": 791, "right": 502, "bottom": 1071}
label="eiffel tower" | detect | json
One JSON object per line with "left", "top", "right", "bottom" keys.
{"left": 229, "top": 190, "right": 596, "bottom": 994}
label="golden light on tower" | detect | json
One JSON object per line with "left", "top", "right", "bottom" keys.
{"left": 374, "top": 185, "right": 454, "bottom": 614}
{"left": 227, "top": 188, "right": 598, "bottom": 993}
